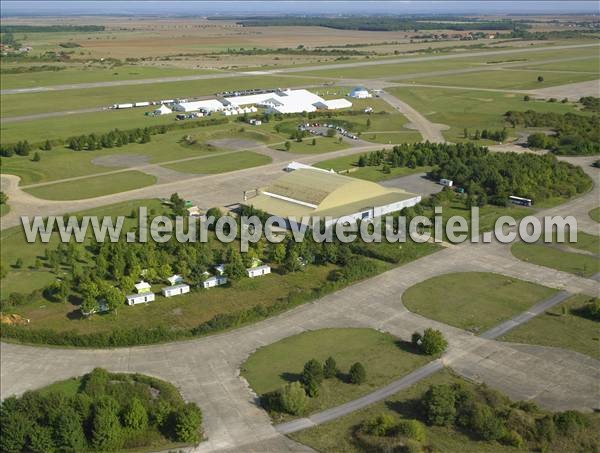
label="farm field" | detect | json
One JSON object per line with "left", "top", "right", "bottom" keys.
{"left": 511, "top": 242, "right": 600, "bottom": 278}
{"left": 241, "top": 328, "right": 433, "bottom": 422}
{"left": 386, "top": 86, "right": 586, "bottom": 142}
{"left": 402, "top": 272, "right": 557, "bottom": 333}
{"left": 0, "top": 65, "right": 217, "bottom": 89}
{"left": 500, "top": 294, "right": 600, "bottom": 360}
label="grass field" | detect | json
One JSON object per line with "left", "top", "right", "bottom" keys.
{"left": 1, "top": 125, "right": 283, "bottom": 185}
{"left": 386, "top": 86, "right": 584, "bottom": 142}
{"left": 500, "top": 294, "right": 600, "bottom": 360}
{"left": 511, "top": 242, "right": 600, "bottom": 278}
{"left": 361, "top": 131, "right": 422, "bottom": 144}
{"left": 564, "top": 231, "right": 599, "bottom": 254}
{"left": 269, "top": 137, "right": 347, "bottom": 154}
{"left": 24, "top": 171, "right": 157, "bottom": 200}
{"left": 163, "top": 150, "right": 272, "bottom": 173}
{"left": 402, "top": 272, "right": 557, "bottom": 333}
{"left": 0, "top": 65, "right": 217, "bottom": 89}
{"left": 0, "top": 74, "right": 326, "bottom": 118}
{"left": 289, "top": 368, "right": 515, "bottom": 453}
{"left": 0, "top": 199, "right": 167, "bottom": 299}
{"left": 409, "top": 68, "right": 598, "bottom": 90}
{"left": 241, "top": 328, "right": 433, "bottom": 422}
{"left": 314, "top": 152, "right": 431, "bottom": 182}
{"left": 590, "top": 207, "right": 600, "bottom": 223}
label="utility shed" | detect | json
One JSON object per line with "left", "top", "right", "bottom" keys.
{"left": 161, "top": 284, "right": 190, "bottom": 297}
{"left": 247, "top": 168, "right": 421, "bottom": 228}
{"left": 126, "top": 292, "right": 155, "bottom": 306}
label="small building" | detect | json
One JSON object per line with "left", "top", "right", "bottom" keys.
{"left": 246, "top": 264, "right": 271, "bottom": 278}
{"left": 161, "top": 284, "right": 190, "bottom": 298}
{"left": 349, "top": 87, "right": 372, "bottom": 99}
{"left": 154, "top": 104, "right": 172, "bottom": 115}
{"left": 202, "top": 275, "right": 228, "bottom": 289}
{"left": 126, "top": 292, "right": 155, "bottom": 306}
{"left": 134, "top": 281, "right": 152, "bottom": 293}
{"left": 166, "top": 274, "right": 183, "bottom": 286}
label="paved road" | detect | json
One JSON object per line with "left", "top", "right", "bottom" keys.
{"left": 377, "top": 90, "right": 447, "bottom": 143}
{"left": 1, "top": 156, "right": 598, "bottom": 452}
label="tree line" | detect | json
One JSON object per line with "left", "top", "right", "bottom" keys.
{"left": 0, "top": 368, "right": 202, "bottom": 453}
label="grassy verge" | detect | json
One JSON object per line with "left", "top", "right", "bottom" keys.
{"left": 402, "top": 272, "right": 557, "bottom": 333}
{"left": 511, "top": 242, "right": 600, "bottom": 278}
{"left": 269, "top": 137, "right": 348, "bottom": 154}
{"left": 361, "top": 131, "right": 422, "bottom": 144}
{"left": 24, "top": 171, "right": 157, "bottom": 200}
{"left": 314, "top": 152, "right": 431, "bottom": 182}
{"left": 241, "top": 328, "right": 433, "bottom": 423}
{"left": 289, "top": 367, "right": 600, "bottom": 453}
{"left": 500, "top": 294, "right": 600, "bottom": 360}
{"left": 590, "top": 207, "right": 600, "bottom": 223}
{"left": 163, "top": 150, "right": 271, "bottom": 173}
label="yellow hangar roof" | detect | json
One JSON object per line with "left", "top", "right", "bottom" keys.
{"left": 249, "top": 168, "right": 417, "bottom": 220}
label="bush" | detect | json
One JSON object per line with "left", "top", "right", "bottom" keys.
{"left": 349, "top": 362, "right": 366, "bottom": 385}
{"left": 173, "top": 403, "right": 203, "bottom": 444}
{"left": 279, "top": 382, "right": 307, "bottom": 415}
{"left": 501, "top": 429, "right": 524, "bottom": 448}
{"left": 554, "top": 410, "right": 588, "bottom": 437}
{"left": 323, "top": 356, "right": 337, "bottom": 379}
{"left": 302, "top": 359, "right": 324, "bottom": 385}
{"left": 396, "top": 419, "right": 426, "bottom": 442}
{"left": 122, "top": 397, "right": 148, "bottom": 430}
{"left": 361, "top": 413, "right": 397, "bottom": 436}
{"left": 422, "top": 384, "right": 456, "bottom": 426}
{"left": 469, "top": 403, "right": 505, "bottom": 441}
{"left": 419, "top": 328, "right": 447, "bottom": 355}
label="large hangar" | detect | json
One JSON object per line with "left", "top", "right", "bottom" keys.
{"left": 247, "top": 168, "right": 421, "bottom": 228}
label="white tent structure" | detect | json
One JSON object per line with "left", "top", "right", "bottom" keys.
{"left": 349, "top": 87, "right": 372, "bottom": 99}
{"left": 313, "top": 99, "right": 353, "bottom": 110}
{"left": 225, "top": 89, "right": 351, "bottom": 115}
{"left": 173, "top": 99, "right": 225, "bottom": 113}
{"left": 153, "top": 104, "right": 172, "bottom": 115}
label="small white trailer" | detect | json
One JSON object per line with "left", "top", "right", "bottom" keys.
{"left": 134, "top": 101, "right": 150, "bottom": 107}
{"left": 113, "top": 103, "right": 133, "bottom": 109}
{"left": 439, "top": 178, "right": 453, "bottom": 187}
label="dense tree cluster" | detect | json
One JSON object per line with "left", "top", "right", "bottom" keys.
{"left": 0, "top": 140, "right": 31, "bottom": 157}
{"left": 67, "top": 128, "right": 152, "bottom": 150}
{"left": 505, "top": 110, "right": 599, "bottom": 155}
{"left": 0, "top": 368, "right": 202, "bottom": 453}
{"left": 420, "top": 382, "right": 597, "bottom": 449}
{"left": 355, "top": 142, "right": 591, "bottom": 204}
{"left": 579, "top": 96, "right": 600, "bottom": 113}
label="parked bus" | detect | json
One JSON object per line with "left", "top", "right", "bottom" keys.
{"left": 509, "top": 195, "right": 533, "bottom": 207}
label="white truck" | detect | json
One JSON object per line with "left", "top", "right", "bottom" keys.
{"left": 439, "top": 178, "right": 453, "bottom": 187}
{"left": 134, "top": 101, "right": 150, "bottom": 107}
{"left": 112, "top": 103, "right": 133, "bottom": 109}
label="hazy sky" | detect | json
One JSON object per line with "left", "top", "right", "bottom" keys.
{"left": 1, "top": 1, "right": 599, "bottom": 17}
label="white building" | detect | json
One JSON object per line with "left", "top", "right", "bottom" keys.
{"left": 225, "top": 89, "right": 351, "bottom": 115}
{"left": 202, "top": 275, "right": 228, "bottom": 289}
{"left": 246, "top": 264, "right": 271, "bottom": 278}
{"left": 173, "top": 99, "right": 225, "bottom": 113}
{"left": 134, "top": 281, "right": 152, "bottom": 293}
{"left": 161, "top": 284, "right": 190, "bottom": 297}
{"left": 154, "top": 104, "right": 172, "bottom": 115}
{"left": 349, "top": 87, "right": 372, "bottom": 99}
{"left": 126, "top": 292, "right": 155, "bottom": 306}
{"left": 166, "top": 274, "right": 183, "bottom": 286}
